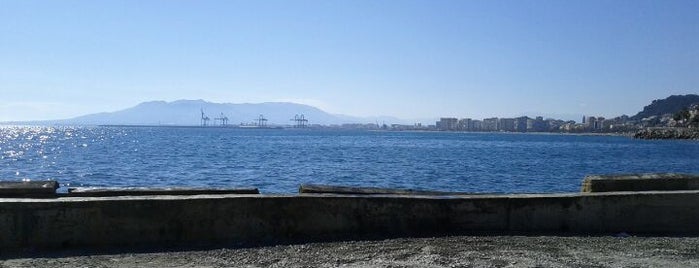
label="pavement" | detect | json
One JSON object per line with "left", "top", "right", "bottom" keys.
{"left": 2, "top": 235, "right": 699, "bottom": 267}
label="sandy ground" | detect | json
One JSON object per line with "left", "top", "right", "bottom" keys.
{"left": 2, "top": 235, "right": 699, "bottom": 268}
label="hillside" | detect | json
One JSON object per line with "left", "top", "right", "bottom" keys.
{"left": 631, "top": 94, "right": 699, "bottom": 120}
{"left": 52, "top": 100, "right": 400, "bottom": 126}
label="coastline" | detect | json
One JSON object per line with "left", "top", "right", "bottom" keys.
{"left": 5, "top": 124, "right": 694, "bottom": 140}
{"left": 634, "top": 128, "right": 699, "bottom": 140}
{"left": 378, "top": 129, "right": 633, "bottom": 138}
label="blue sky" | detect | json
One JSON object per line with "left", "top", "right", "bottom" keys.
{"left": 1, "top": 0, "right": 697, "bottom": 122}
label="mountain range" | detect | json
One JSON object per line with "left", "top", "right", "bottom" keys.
{"left": 14, "top": 100, "right": 405, "bottom": 126}
{"left": 4, "top": 94, "right": 697, "bottom": 126}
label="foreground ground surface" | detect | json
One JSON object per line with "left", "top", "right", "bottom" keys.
{"left": 3, "top": 235, "right": 699, "bottom": 267}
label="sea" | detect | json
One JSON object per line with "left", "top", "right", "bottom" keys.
{"left": 1, "top": 126, "right": 698, "bottom": 194}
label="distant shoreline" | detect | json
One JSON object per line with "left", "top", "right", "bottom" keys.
{"left": 3, "top": 124, "right": 695, "bottom": 140}
{"left": 98, "top": 124, "right": 284, "bottom": 129}
{"left": 99, "top": 125, "right": 633, "bottom": 137}
{"left": 375, "top": 129, "right": 633, "bottom": 138}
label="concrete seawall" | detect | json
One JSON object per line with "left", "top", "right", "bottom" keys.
{"left": 2, "top": 190, "right": 699, "bottom": 250}
{"left": 582, "top": 173, "right": 699, "bottom": 192}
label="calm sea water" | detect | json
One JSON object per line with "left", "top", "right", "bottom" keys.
{"left": 1, "top": 126, "right": 698, "bottom": 194}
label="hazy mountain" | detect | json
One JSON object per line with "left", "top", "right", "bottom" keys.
{"left": 631, "top": 94, "right": 699, "bottom": 120}
{"left": 37, "top": 100, "right": 404, "bottom": 126}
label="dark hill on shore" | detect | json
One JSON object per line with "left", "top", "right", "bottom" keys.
{"left": 631, "top": 94, "right": 699, "bottom": 120}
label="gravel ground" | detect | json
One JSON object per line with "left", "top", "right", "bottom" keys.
{"left": 3, "top": 236, "right": 699, "bottom": 268}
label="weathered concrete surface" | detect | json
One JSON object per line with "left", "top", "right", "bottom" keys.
{"left": 299, "top": 184, "right": 470, "bottom": 195}
{"left": 582, "top": 173, "right": 699, "bottom": 192}
{"left": 65, "top": 187, "right": 259, "bottom": 197}
{"left": 1, "top": 190, "right": 699, "bottom": 251}
{"left": 0, "top": 181, "right": 58, "bottom": 198}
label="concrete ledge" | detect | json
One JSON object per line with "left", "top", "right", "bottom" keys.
{"left": 65, "top": 187, "right": 260, "bottom": 197}
{"left": 0, "top": 181, "right": 58, "bottom": 198}
{"left": 2, "top": 190, "right": 699, "bottom": 250}
{"left": 299, "top": 184, "right": 470, "bottom": 195}
{"left": 582, "top": 173, "right": 699, "bottom": 192}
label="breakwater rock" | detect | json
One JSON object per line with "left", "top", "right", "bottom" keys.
{"left": 634, "top": 128, "right": 699, "bottom": 140}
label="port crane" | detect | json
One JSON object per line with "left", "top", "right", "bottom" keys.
{"left": 200, "top": 109, "right": 210, "bottom": 126}
{"left": 214, "top": 113, "right": 229, "bottom": 126}
{"left": 255, "top": 114, "right": 268, "bottom": 127}
{"left": 290, "top": 114, "right": 308, "bottom": 128}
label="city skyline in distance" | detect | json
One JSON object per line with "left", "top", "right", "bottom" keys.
{"left": 1, "top": 1, "right": 697, "bottom": 122}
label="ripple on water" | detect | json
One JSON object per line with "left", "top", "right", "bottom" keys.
{"left": 1, "top": 126, "right": 698, "bottom": 193}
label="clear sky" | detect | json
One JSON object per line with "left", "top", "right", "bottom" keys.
{"left": 1, "top": 0, "right": 697, "bottom": 122}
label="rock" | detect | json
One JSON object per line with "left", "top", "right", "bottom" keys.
{"left": 634, "top": 128, "right": 699, "bottom": 140}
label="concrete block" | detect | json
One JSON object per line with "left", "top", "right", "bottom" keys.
{"left": 581, "top": 173, "right": 699, "bottom": 192}
{"left": 0, "top": 181, "right": 58, "bottom": 198}
{"left": 65, "top": 187, "right": 259, "bottom": 197}
{"left": 299, "top": 184, "right": 469, "bottom": 195}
